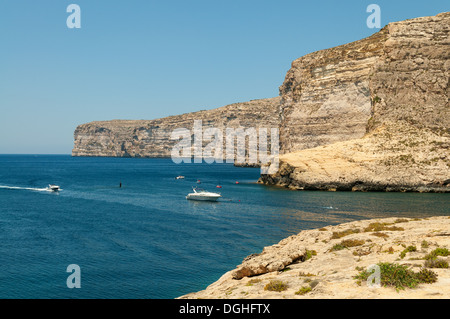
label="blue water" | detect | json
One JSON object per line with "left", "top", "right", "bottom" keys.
{"left": 0, "top": 155, "right": 448, "bottom": 298}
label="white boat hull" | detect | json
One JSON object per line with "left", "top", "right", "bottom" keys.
{"left": 186, "top": 193, "right": 221, "bottom": 201}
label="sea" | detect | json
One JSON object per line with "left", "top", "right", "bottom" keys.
{"left": 0, "top": 155, "right": 448, "bottom": 299}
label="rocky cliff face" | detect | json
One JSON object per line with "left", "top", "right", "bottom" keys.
{"left": 279, "top": 27, "right": 388, "bottom": 153}
{"left": 72, "top": 97, "right": 281, "bottom": 161}
{"left": 259, "top": 12, "right": 449, "bottom": 192}
{"left": 73, "top": 13, "right": 449, "bottom": 192}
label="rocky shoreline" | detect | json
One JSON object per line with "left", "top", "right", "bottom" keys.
{"left": 179, "top": 216, "right": 450, "bottom": 299}
{"left": 258, "top": 162, "right": 450, "bottom": 193}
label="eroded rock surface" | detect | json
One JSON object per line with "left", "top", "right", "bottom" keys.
{"left": 259, "top": 12, "right": 450, "bottom": 192}
{"left": 180, "top": 216, "right": 450, "bottom": 299}
{"left": 72, "top": 97, "right": 281, "bottom": 160}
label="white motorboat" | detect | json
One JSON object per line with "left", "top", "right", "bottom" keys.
{"left": 48, "top": 184, "right": 61, "bottom": 192}
{"left": 176, "top": 176, "right": 185, "bottom": 179}
{"left": 186, "top": 187, "right": 221, "bottom": 201}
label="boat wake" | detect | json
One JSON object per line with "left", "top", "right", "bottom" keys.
{"left": 0, "top": 185, "right": 54, "bottom": 192}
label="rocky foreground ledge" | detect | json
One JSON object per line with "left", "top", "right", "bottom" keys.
{"left": 179, "top": 216, "right": 450, "bottom": 299}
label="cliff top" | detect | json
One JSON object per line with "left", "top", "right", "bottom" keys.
{"left": 77, "top": 97, "right": 281, "bottom": 129}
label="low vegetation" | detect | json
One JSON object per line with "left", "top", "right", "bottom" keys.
{"left": 364, "top": 222, "right": 404, "bottom": 232}
{"left": 264, "top": 280, "right": 288, "bottom": 292}
{"left": 245, "top": 279, "right": 262, "bottom": 286}
{"left": 303, "top": 250, "right": 317, "bottom": 261}
{"left": 425, "top": 247, "right": 450, "bottom": 259}
{"left": 295, "top": 286, "right": 312, "bottom": 295}
{"left": 355, "top": 262, "right": 438, "bottom": 291}
{"left": 331, "top": 239, "right": 365, "bottom": 251}
{"left": 331, "top": 228, "right": 360, "bottom": 239}
{"left": 415, "top": 268, "right": 439, "bottom": 284}
{"left": 371, "top": 231, "right": 389, "bottom": 238}
{"left": 400, "top": 245, "right": 417, "bottom": 259}
{"left": 424, "top": 258, "right": 449, "bottom": 269}
{"left": 423, "top": 247, "right": 449, "bottom": 268}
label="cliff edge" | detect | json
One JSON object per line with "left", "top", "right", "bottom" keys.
{"left": 179, "top": 216, "right": 450, "bottom": 299}
{"left": 259, "top": 12, "right": 449, "bottom": 192}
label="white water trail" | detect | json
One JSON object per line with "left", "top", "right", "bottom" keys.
{"left": 0, "top": 185, "right": 53, "bottom": 192}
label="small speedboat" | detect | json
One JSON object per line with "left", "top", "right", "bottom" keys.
{"left": 186, "top": 187, "right": 221, "bottom": 201}
{"left": 175, "top": 176, "right": 185, "bottom": 179}
{"left": 48, "top": 184, "right": 61, "bottom": 192}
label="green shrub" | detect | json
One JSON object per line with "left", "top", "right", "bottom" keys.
{"left": 354, "top": 262, "right": 438, "bottom": 291}
{"left": 371, "top": 232, "right": 389, "bottom": 238}
{"left": 400, "top": 246, "right": 417, "bottom": 259}
{"left": 331, "top": 243, "right": 346, "bottom": 251}
{"left": 416, "top": 268, "right": 438, "bottom": 284}
{"left": 373, "top": 96, "right": 381, "bottom": 104}
{"left": 331, "top": 239, "right": 365, "bottom": 251}
{"left": 342, "top": 239, "right": 365, "bottom": 247}
{"left": 364, "top": 222, "right": 404, "bottom": 232}
{"left": 264, "top": 280, "right": 288, "bottom": 292}
{"left": 331, "top": 228, "right": 360, "bottom": 239}
{"left": 377, "top": 263, "right": 419, "bottom": 290}
{"left": 303, "top": 250, "right": 317, "bottom": 261}
{"left": 426, "top": 248, "right": 450, "bottom": 259}
{"left": 295, "top": 286, "right": 311, "bottom": 295}
{"left": 246, "top": 279, "right": 261, "bottom": 286}
{"left": 425, "top": 258, "right": 449, "bottom": 269}
{"left": 433, "top": 247, "right": 449, "bottom": 256}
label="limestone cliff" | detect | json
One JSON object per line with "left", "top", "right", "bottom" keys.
{"left": 278, "top": 26, "right": 388, "bottom": 153}
{"left": 72, "top": 12, "right": 449, "bottom": 192}
{"left": 259, "top": 12, "right": 449, "bottom": 192}
{"left": 72, "top": 97, "right": 281, "bottom": 160}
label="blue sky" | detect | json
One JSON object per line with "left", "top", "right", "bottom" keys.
{"left": 0, "top": 1, "right": 448, "bottom": 154}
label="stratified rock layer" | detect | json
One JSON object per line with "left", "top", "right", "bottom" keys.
{"left": 278, "top": 26, "right": 388, "bottom": 153}
{"left": 72, "top": 97, "right": 281, "bottom": 160}
{"left": 259, "top": 12, "right": 450, "bottom": 192}
{"left": 72, "top": 13, "right": 449, "bottom": 192}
